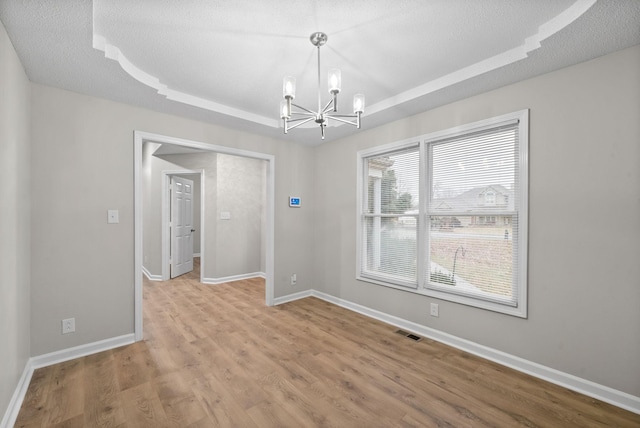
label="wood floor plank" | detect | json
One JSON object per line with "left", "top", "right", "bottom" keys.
{"left": 13, "top": 258, "right": 640, "bottom": 427}
{"left": 189, "top": 373, "right": 259, "bottom": 428}
{"left": 245, "top": 398, "right": 311, "bottom": 428}
{"left": 119, "top": 381, "right": 170, "bottom": 427}
{"left": 40, "top": 360, "right": 85, "bottom": 427}
{"left": 14, "top": 366, "right": 53, "bottom": 427}
{"left": 112, "top": 342, "right": 159, "bottom": 392}
{"left": 81, "top": 351, "right": 127, "bottom": 428}
{"left": 152, "top": 371, "right": 207, "bottom": 427}
{"left": 50, "top": 413, "right": 85, "bottom": 428}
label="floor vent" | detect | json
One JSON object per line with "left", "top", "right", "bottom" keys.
{"left": 395, "top": 329, "right": 422, "bottom": 342}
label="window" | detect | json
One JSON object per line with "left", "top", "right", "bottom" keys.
{"left": 484, "top": 190, "right": 496, "bottom": 205}
{"left": 357, "top": 110, "right": 528, "bottom": 317}
{"left": 362, "top": 146, "right": 420, "bottom": 288}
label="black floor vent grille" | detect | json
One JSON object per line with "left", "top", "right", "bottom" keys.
{"left": 395, "top": 329, "right": 423, "bottom": 342}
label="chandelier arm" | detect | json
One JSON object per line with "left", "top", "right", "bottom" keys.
{"left": 286, "top": 117, "right": 315, "bottom": 131}
{"left": 287, "top": 115, "right": 316, "bottom": 122}
{"left": 326, "top": 115, "right": 358, "bottom": 126}
{"left": 291, "top": 102, "right": 317, "bottom": 115}
{"left": 327, "top": 113, "right": 359, "bottom": 118}
{"left": 321, "top": 99, "right": 335, "bottom": 114}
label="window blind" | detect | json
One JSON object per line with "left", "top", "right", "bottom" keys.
{"left": 362, "top": 147, "right": 420, "bottom": 287}
{"left": 427, "top": 122, "right": 520, "bottom": 306}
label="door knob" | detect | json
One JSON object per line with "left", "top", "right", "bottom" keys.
{"left": 191, "top": 229, "right": 196, "bottom": 232}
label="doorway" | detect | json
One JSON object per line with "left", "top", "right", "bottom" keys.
{"left": 134, "top": 131, "right": 275, "bottom": 341}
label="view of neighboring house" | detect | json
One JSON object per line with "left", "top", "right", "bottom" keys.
{"left": 432, "top": 184, "right": 513, "bottom": 229}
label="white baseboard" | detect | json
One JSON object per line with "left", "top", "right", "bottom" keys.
{"left": 202, "top": 272, "right": 265, "bottom": 285}
{"left": 276, "top": 289, "right": 640, "bottom": 416}
{"left": 141, "top": 266, "right": 162, "bottom": 281}
{"left": 1, "top": 334, "right": 135, "bottom": 428}
{"left": 1, "top": 359, "right": 33, "bottom": 428}
{"left": 30, "top": 334, "right": 135, "bottom": 369}
{"left": 273, "top": 289, "right": 313, "bottom": 305}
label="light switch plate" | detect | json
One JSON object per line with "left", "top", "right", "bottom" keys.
{"left": 107, "top": 209, "right": 119, "bottom": 224}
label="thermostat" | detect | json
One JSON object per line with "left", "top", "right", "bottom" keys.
{"left": 289, "top": 196, "right": 301, "bottom": 207}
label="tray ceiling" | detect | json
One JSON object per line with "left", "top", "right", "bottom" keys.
{"left": 1, "top": 0, "right": 639, "bottom": 145}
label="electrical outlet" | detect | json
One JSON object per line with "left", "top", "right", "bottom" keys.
{"left": 62, "top": 318, "right": 75, "bottom": 334}
{"left": 430, "top": 303, "right": 439, "bottom": 317}
{"left": 290, "top": 273, "right": 297, "bottom": 286}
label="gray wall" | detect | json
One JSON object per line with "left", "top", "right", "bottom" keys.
{"left": 142, "top": 142, "right": 162, "bottom": 274}
{"left": 312, "top": 45, "right": 640, "bottom": 397}
{"left": 143, "top": 149, "right": 264, "bottom": 280}
{"left": 190, "top": 174, "right": 202, "bottom": 255}
{"left": 215, "top": 153, "right": 266, "bottom": 279}
{"left": 30, "top": 84, "right": 315, "bottom": 356}
{"left": 0, "top": 19, "right": 31, "bottom": 421}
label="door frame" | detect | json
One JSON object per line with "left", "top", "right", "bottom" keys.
{"left": 134, "top": 131, "right": 275, "bottom": 342}
{"left": 162, "top": 170, "right": 203, "bottom": 281}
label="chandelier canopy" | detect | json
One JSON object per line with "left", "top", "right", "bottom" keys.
{"left": 280, "top": 32, "right": 365, "bottom": 140}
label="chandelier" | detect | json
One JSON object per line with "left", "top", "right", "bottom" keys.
{"left": 280, "top": 32, "right": 365, "bottom": 139}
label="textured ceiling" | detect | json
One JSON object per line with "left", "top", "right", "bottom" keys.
{"left": 1, "top": 0, "right": 639, "bottom": 145}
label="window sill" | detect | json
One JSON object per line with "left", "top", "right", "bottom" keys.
{"left": 356, "top": 274, "right": 527, "bottom": 318}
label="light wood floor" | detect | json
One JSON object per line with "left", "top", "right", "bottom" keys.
{"left": 15, "top": 261, "right": 640, "bottom": 427}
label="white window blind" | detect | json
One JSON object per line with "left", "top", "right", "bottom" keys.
{"left": 357, "top": 110, "right": 528, "bottom": 317}
{"left": 427, "top": 123, "right": 520, "bottom": 306}
{"left": 362, "top": 147, "right": 420, "bottom": 287}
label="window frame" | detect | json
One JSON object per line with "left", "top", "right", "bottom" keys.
{"left": 359, "top": 141, "right": 422, "bottom": 289}
{"left": 356, "top": 110, "right": 528, "bottom": 318}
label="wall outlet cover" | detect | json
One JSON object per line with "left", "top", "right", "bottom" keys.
{"left": 430, "top": 303, "right": 439, "bottom": 317}
{"left": 62, "top": 318, "right": 76, "bottom": 334}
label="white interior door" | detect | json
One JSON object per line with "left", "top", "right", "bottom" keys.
{"left": 170, "top": 176, "right": 194, "bottom": 278}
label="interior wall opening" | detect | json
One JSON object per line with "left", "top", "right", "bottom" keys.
{"left": 134, "top": 131, "right": 275, "bottom": 341}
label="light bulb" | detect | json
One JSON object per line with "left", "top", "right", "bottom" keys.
{"left": 353, "top": 94, "right": 365, "bottom": 113}
{"left": 283, "top": 76, "right": 296, "bottom": 99}
{"left": 328, "top": 69, "right": 341, "bottom": 93}
{"left": 280, "top": 100, "right": 290, "bottom": 119}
